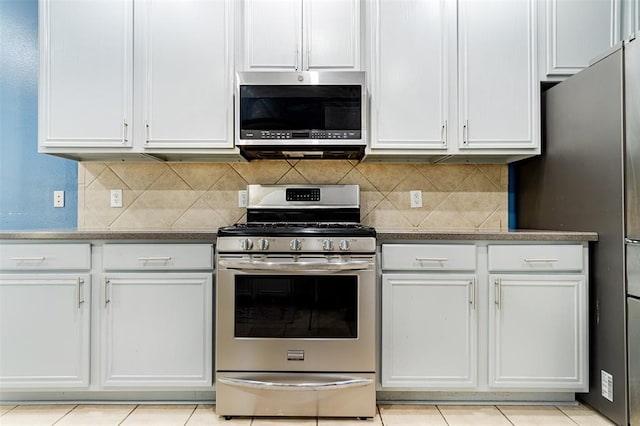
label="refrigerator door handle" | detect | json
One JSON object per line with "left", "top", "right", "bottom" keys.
{"left": 626, "top": 238, "right": 640, "bottom": 245}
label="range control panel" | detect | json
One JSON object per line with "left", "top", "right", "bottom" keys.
{"left": 286, "top": 187, "right": 320, "bottom": 202}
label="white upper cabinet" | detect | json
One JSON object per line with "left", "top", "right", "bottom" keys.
{"left": 242, "top": 0, "right": 301, "bottom": 70}
{"left": 542, "top": 0, "right": 620, "bottom": 78}
{"left": 241, "top": 0, "right": 360, "bottom": 71}
{"left": 303, "top": 0, "right": 360, "bottom": 69}
{"left": 138, "top": 0, "right": 234, "bottom": 150}
{"left": 39, "top": 0, "right": 133, "bottom": 148}
{"left": 39, "top": 0, "right": 236, "bottom": 160}
{"left": 621, "top": 0, "right": 639, "bottom": 39}
{"left": 367, "top": 0, "right": 539, "bottom": 161}
{"left": 458, "top": 0, "right": 537, "bottom": 151}
{"left": 369, "top": 0, "right": 452, "bottom": 151}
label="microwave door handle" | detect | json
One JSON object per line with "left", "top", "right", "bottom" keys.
{"left": 218, "top": 259, "right": 374, "bottom": 272}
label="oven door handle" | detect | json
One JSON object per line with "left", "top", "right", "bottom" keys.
{"left": 218, "top": 259, "right": 374, "bottom": 272}
{"left": 218, "top": 376, "right": 373, "bottom": 391}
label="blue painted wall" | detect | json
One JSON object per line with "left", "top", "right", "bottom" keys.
{"left": 0, "top": 0, "right": 77, "bottom": 230}
{"left": 508, "top": 164, "right": 516, "bottom": 230}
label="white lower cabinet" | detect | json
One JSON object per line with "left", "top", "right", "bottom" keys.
{"left": 0, "top": 274, "right": 91, "bottom": 388}
{"left": 487, "top": 244, "right": 588, "bottom": 391}
{"left": 488, "top": 274, "right": 586, "bottom": 389}
{"left": 100, "top": 244, "right": 213, "bottom": 388}
{"left": 381, "top": 244, "right": 477, "bottom": 389}
{"left": 381, "top": 242, "right": 589, "bottom": 393}
{"left": 382, "top": 274, "right": 477, "bottom": 388}
{"left": 101, "top": 273, "right": 213, "bottom": 387}
{"left": 0, "top": 243, "right": 91, "bottom": 388}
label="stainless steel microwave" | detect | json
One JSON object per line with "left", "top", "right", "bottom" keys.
{"left": 235, "top": 71, "right": 366, "bottom": 160}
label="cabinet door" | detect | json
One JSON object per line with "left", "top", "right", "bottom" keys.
{"left": 102, "top": 273, "right": 213, "bottom": 387}
{"left": 139, "top": 0, "right": 233, "bottom": 149}
{"left": 381, "top": 274, "right": 477, "bottom": 388}
{"left": 370, "top": 0, "right": 451, "bottom": 150}
{"left": 546, "top": 0, "right": 619, "bottom": 76}
{"left": 458, "top": 0, "right": 537, "bottom": 150}
{"left": 304, "top": 0, "right": 360, "bottom": 70}
{"left": 243, "top": 0, "right": 302, "bottom": 70}
{"left": 0, "top": 274, "right": 90, "bottom": 388}
{"left": 489, "top": 274, "right": 587, "bottom": 390}
{"left": 39, "top": 0, "right": 133, "bottom": 148}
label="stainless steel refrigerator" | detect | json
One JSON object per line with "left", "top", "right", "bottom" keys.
{"left": 516, "top": 35, "right": 640, "bottom": 426}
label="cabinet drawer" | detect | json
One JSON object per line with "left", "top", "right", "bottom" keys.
{"left": 103, "top": 244, "right": 213, "bottom": 270}
{"left": 382, "top": 244, "right": 476, "bottom": 271}
{"left": 0, "top": 244, "right": 90, "bottom": 270}
{"left": 488, "top": 245, "right": 583, "bottom": 272}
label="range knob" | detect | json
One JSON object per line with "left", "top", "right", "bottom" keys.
{"left": 322, "top": 239, "right": 334, "bottom": 251}
{"left": 240, "top": 239, "right": 253, "bottom": 251}
{"left": 338, "top": 239, "right": 351, "bottom": 251}
{"left": 257, "top": 238, "right": 269, "bottom": 251}
{"left": 290, "top": 239, "right": 302, "bottom": 251}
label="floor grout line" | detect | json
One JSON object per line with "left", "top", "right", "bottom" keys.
{"left": 0, "top": 403, "right": 615, "bottom": 426}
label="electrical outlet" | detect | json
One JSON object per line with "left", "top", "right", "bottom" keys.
{"left": 110, "top": 189, "right": 123, "bottom": 208}
{"left": 238, "top": 190, "right": 248, "bottom": 207}
{"left": 410, "top": 190, "right": 422, "bottom": 208}
{"left": 53, "top": 190, "right": 64, "bottom": 208}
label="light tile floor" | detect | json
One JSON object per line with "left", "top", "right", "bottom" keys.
{"left": 0, "top": 403, "right": 615, "bottom": 426}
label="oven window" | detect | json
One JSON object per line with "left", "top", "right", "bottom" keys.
{"left": 234, "top": 275, "right": 357, "bottom": 339}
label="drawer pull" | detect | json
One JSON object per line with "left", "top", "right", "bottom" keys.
{"left": 10, "top": 257, "right": 45, "bottom": 261}
{"left": 138, "top": 256, "right": 172, "bottom": 262}
{"left": 415, "top": 257, "right": 448, "bottom": 262}
{"left": 524, "top": 258, "right": 558, "bottom": 263}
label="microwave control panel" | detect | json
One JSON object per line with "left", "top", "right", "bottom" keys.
{"left": 241, "top": 130, "right": 361, "bottom": 139}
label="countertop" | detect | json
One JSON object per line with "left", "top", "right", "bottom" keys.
{"left": 0, "top": 229, "right": 598, "bottom": 242}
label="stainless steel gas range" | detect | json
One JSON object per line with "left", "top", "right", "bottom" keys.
{"left": 215, "top": 184, "right": 376, "bottom": 419}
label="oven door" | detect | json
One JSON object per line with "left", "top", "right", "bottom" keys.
{"left": 216, "top": 254, "right": 375, "bottom": 373}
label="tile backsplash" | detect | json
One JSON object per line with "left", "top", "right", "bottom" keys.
{"left": 78, "top": 161, "right": 507, "bottom": 231}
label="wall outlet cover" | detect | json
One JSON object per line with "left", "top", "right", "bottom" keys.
{"left": 238, "top": 190, "right": 248, "bottom": 207}
{"left": 110, "top": 189, "right": 123, "bottom": 208}
{"left": 53, "top": 190, "right": 64, "bottom": 208}
{"left": 410, "top": 190, "right": 423, "bottom": 208}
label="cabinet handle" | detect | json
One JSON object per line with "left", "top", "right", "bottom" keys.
{"left": 122, "top": 120, "right": 129, "bottom": 144}
{"left": 77, "top": 278, "right": 85, "bottom": 309}
{"left": 138, "top": 256, "right": 172, "bottom": 262}
{"left": 105, "top": 278, "right": 111, "bottom": 307}
{"left": 415, "top": 257, "right": 448, "bottom": 262}
{"left": 145, "top": 121, "right": 150, "bottom": 144}
{"left": 10, "top": 256, "right": 45, "bottom": 261}
{"left": 494, "top": 278, "right": 501, "bottom": 309}
{"left": 441, "top": 121, "right": 447, "bottom": 147}
{"left": 306, "top": 46, "right": 310, "bottom": 71}
{"left": 463, "top": 120, "right": 469, "bottom": 145}
{"left": 524, "top": 258, "right": 558, "bottom": 263}
{"left": 469, "top": 278, "right": 476, "bottom": 310}
{"left": 295, "top": 48, "right": 299, "bottom": 71}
